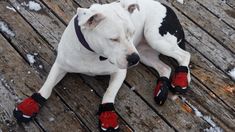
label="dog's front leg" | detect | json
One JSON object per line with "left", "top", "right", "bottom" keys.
{"left": 98, "top": 69, "right": 126, "bottom": 131}
{"left": 38, "top": 62, "right": 67, "bottom": 99}
{"left": 13, "top": 61, "right": 67, "bottom": 122}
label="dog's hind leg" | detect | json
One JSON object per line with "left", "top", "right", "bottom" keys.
{"left": 137, "top": 42, "right": 171, "bottom": 105}
{"left": 38, "top": 62, "right": 67, "bottom": 99}
{"left": 13, "top": 61, "right": 67, "bottom": 122}
{"left": 98, "top": 69, "right": 126, "bottom": 131}
{"left": 144, "top": 28, "right": 191, "bottom": 94}
{"left": 137, "top": 42, "right": 172, "bottom": 78}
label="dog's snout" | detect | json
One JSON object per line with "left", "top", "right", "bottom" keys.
{"left": 127, "top": 53, "right": 140, "bottom": 67}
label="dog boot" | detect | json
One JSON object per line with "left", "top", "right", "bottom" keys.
{"left": 98, "top": 103, "right": 119, "bottom": 132}
{"left": 171, "top": 66, "right": 189, "bottom": 94}
{"left": 154, "top": 77, "right": 170, "bottom": 105}
{"left": 13, "top": 93, "right": 46, "bottom": 122}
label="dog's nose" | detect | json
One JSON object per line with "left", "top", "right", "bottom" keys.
{"left": 127, "top": 53, "right": 140, "bottom": 67}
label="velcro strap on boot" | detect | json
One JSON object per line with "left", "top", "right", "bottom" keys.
{"left": 97, "top": 103, "right": 115, "bottom": 115}
{"left": 31, "top": 93, "right": 46, "bottom": 106}
{"left": 175, "top": 66, "right": 188, "bottom": 73}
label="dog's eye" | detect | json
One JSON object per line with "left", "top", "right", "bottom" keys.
{"left": 110, "top": 38, "right": 120, "bottom": 42}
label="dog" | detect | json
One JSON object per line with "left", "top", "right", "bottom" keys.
{"left": 13, "top": 0, "right": 191, "bottom": 131}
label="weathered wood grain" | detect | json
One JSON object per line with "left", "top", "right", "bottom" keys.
{"left": 172, "top": 0, "right": 235, "bottom": 54}
{"left": 196, "top": 0, "right": 235, "bottom": 29}
{"left": 186, "top": 43, "right": 235, "bottom": 110}
{"left": 186, "top": 77, "right": 235, "bottom": 131}
{"left": 0, "top": 1, "right": 54, "bottom": 79}
{"left": 80, "top": 75, "right": 174, "bottom": 131}
{"left": 227, "top": 0, "right": 235, "bottom": 8}
{"left": 41, "top": 0, "right": 77, "bottom": 23}
{"left": 0, "top": 34, "right": 87, "bottom": 132}
{"left": 0, "top": 34, "right": 41, "bottom": 132}
{"left": 8, "top": 0, "right": 66, "bottom": 48}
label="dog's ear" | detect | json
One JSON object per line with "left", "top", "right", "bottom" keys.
{"left": 77, "top": 7, "right": 105, "bottom": 29}
{"left": 120, "top": 0, "right": 139, "bottom": 14}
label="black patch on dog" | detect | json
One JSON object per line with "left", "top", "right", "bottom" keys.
{"left": 159, "top": 4, "right": 185, "bottom": 49}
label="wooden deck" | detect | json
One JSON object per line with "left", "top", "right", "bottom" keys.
{"left": 0, "top": 0, "right": 234, "bottom": 131}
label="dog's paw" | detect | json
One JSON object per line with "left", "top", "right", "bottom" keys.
{"left": 98, "top": 103, "right": 119, "bottom": 132}
{"left": 171, "top": 66, "right": 189, "bottom": 94}
{"left": 13, "top": 93, "right": 46, "bottom": 122}
{"left": 154, "top": 77, "right": 170, "bottom": 105}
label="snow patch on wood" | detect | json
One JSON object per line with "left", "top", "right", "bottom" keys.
{"left": 0, "top": 21, "right": 15, "bottom": 37}
{"left": 6, "top": 6, "right": 16, "bottom": 12}
{"left": 21, "top": 1, "right": 42, "bottom": 11}
{"left": 176, "top": 0, "right": 184, "bottom": 4}
{"left": 228, "top": 68, "right": 235, "bottom": 80}
{"left": 181, "top": 97, "right": 223, "bottom": 132}
{"left": 26, "top": 54, "right": 36, "bottom": 65}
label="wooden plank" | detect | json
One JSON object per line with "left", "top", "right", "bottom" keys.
{"left": 41, "top": 0, "right": 77, "bottom": 23}
{"left": 74, "top": 0, "right": 116, "bottom": 8}
{"left": 186, "top": 77, "right": 235, "bottom": 131}
{"left": 186, "top": 43, "right": 235, "bottom": 110}
{"left": 0, "top": 1, "right": 55, "bottom": 79}
{"left": 81, "top": 75, "right": 174, "bottom": 131}
{"left": 171, "top": 0, "right": 235, "bottom": 54}
{"left": 195, "top": 0, "right": 235, "bottom": 29}
{"left": 0, "top": 35, "right": 41, "bottom": 132}
{"left": 0, "top": 34, "right": 87, "bottom": 131}
{"left": 9, "top": 0, "right": 66, "bottom": 48}
{"left": 227, "top": 0, "right": 235, "bottom": 8}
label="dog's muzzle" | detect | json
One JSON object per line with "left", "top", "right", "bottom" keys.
{"left": 127, "top": 53, "right": 140, "bottom": 67}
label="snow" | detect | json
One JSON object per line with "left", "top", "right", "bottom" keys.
{"left": 6, "top": 6, "right": 16, "bottom": 12}
{"left": 0, "top": 21, "right": 15, "bottom": 37}
{"left": 39, "top": 65, "right": 43, "bottom": 69}
{"left": 21, "top": 1, "right": 42, "bottom": 11}
{"left": 181, "top": 97, "right": 223, "bottom": 132}
{"left": 28, "top": 1, "right": 41, "bottom": 11}
{"left": 26, "top": 54, "right": 36, "bottom": 64}
{"left": 131, "top": 86, "right": 136, "bottom": 91}
{"left": 204, "top": 127, "right": 223, "bottom": 132}
{"left": 228, "top": 68, "right": 235, "bottom": 80}
{"left": 177, "top": 0, "right": 184, "bottom": 4}
{"left": 49, "top": 117, "right": 55, "bottom": 122}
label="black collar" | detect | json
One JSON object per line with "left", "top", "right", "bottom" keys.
{"left": 74, "top": 15, "right": 107, "bottom": 61}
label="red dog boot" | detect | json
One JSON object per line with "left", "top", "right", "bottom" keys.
{"left": 171, "top": 66, "right": 189, "bottom": 94}
{"left": 98, "top": 103, "right": 119, "bottom": 132}
{"left": 154, "top": 77, "right": 170, "bottom": 105}
{"left": 13, "top": 93, "right": 46, "bottom": 122}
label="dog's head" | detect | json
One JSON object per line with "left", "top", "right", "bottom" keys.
{"left": 76, "top": 3, "right": 140, "bottom": 69}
